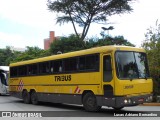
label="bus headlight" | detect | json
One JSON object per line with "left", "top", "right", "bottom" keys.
{"left": 124, "top": 99, "right": 132, "bottom": 104}
{"left": 148, "top": 96, "right": 153, "bottom": 101}
{"left": 124, "top": 99, "right": 127, "bottom": 104}
{"left": 149, "top": 96, "right": 153, "bottom": 101}
{"left": 128, "top": 99, "right": 131, "bottom": 104}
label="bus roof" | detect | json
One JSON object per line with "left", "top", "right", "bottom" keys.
{"left": 10, "top": 45, "right": 145, "bottom": 67}
{"left": 0, "top": 66, "right": 9, "bottom": 71}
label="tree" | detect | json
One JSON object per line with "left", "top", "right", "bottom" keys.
{"left": 100, "top": 35, "right": 135, "bottom": 46}
{"left": 47, "top": 0, "right": 134, "bottom": 42}
{"left": 50, "top": 34, "right": 85, "bottom": 54}
{"left": 0, "top": 47, "right": 19, "bottom": 66}
{"left": 0, "top": 46, "right": 51, "bottom": 65}
{"left": 142, "top": 20, "right": 160, "bottom": 100}
{"left": 11, "top": 47, "right": 51, "bottom": 63}
{"left": 50, "top": 34, "right": 135, "bottom": 54}
{"left": 87, "top": 35, "right": 135, "bottom": 47}
{"left": 101, "top": 26, "right": 114, "bottom": 37}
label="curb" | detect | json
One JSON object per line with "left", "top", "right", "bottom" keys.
{"left": 140, "top": 103, "right": 160, "bottom": 106}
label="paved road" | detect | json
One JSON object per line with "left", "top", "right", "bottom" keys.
{"left": 0, "top": 95, "right": 160, "bottom": 120}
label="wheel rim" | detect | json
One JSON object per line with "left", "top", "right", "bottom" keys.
{"left": 31, "top": 92, "right": 38, "bottom": 104}
{"left": 87, "top": 97, "right": 95, "bottom": 107}
{"left": 83, "top": 93, "right": 101, "bottom": 111}
{"left": 22, "top": 91, "right": 30, "bottom": 103}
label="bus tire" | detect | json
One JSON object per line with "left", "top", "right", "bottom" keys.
{"left": 31, "top": 91, "right": 39, "bottom": 105}
{"left": 22, "top": 90, "right": 31, "bottom": 104}
{"left": 82, "top": 92, "right": 101, "bottom": 112}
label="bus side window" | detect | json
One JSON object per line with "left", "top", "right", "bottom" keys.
{"left": 59, "top": 66, "right": 62, "bottom": 72}
{"left": 79, "top": 56, "right": 85, "bottom": 70}
{"left": 10, "top": 67, "right": 18, "bottom": 77}
{"left": 39, "top": 62, "right": 50, "bottom": 74}
{"left": 50, "top": 61, "right": 54, "bottom": 73}
{"left": 103, "top": 55, "right": 112, "bottom": 82}
{"left": 54, "top": 60, "right": 63, "bottom": 73}
{"left": 51, "top": 67, "right": 54, "bottom": 73}
{"left": 28, "top": 64, "right": 38, "bottom": 75}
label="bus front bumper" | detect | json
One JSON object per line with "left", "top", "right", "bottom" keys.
{"left": 98, "top": 94, "right": 153, "bottom": 108}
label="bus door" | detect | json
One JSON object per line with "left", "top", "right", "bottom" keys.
{"left": 102, "top": 54, "right": 114, "bottom": 98}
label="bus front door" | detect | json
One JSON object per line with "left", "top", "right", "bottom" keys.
{"left": 102, "top": 54, "right": 114, "bottom": 98}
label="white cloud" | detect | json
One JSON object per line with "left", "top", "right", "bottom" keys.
{"left": 0, "top": 32, "right": 43, "bottom": 48}
{"left": 0, "top": 0, "right": 56, "bottom": 48}
{"left": 102, "top": 0, "right": 160, "bottom": 47}
{"left": 0, "top": 32, "right": 26, "bottom": 48}
{"left": 0, "top": 0, "right": 55, "bottom": 29}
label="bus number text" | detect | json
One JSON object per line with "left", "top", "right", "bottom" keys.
{"left": 54, "top": 75, "right": 71, "bottom": 82}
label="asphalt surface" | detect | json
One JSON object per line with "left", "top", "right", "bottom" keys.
{"left": 0, "top": 95, "right": 160, "bottom": 120}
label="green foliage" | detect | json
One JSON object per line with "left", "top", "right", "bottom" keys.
{"left": 47, "top": 0, "right": 134, "bottom": 41}
{"left": 12, "top": 47, "right": 51, "bottom": 63}
{"left": 0, "top": 46, "right": 51, "bottom": 65}
{"left": 0, "top": 47, "right": 19, "bottom": 66}
{"left": 50, "top": 34, "right": 85, "bottom": 54}
{"left": 89, "top": 36, "right": 135, "bottom": 47}
{"left": 50, "top": 34, "right": 135, "bottom": 54}
{"left": 0, "top": 36, "right": 134, "bottom": 66}
{"left": 142, "top": 20, "right": 160, "bottom": 99}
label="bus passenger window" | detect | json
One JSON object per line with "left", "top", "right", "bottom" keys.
{"left": 86, "top": 54, "right": 99, "bottom": 70}
{"left": 103, "top": 55, "right": 112, "bottom": 82}
{"left": 51, "top": 67, "right": 54, "bottom": 73}
{"left": 10, "top": 67, "right": 18, "bottom": 77}
{"left": 28, "top": 64, "right": 37, "bottom": 75}
{"left": 86, "top": 55, "right": 95, "bottom": 70}
{"left": 39, "top": 62, "right": 50, "bottom": 74}
{"left": 69, "top": 58, "right": 77, "bottom": 71}
{"left": 18, "top": 66, "right": 27, "bottom": 76}
{"left": 59, "top": 66, "right": 62, "bottom": 72}
{"left": 79, "top": 56, "right": 85, "bottom": 70}
{"left": 64, "top": 58, "right": 78, "bottom": 72}
{"left": 76, "top": 63, "right": 79, "bottom": 70}
{"left": 54, "top": 60, "right": 63, "bottom": 73}
{"left": 50, "top": 61, "right": 54, "bottom": 73}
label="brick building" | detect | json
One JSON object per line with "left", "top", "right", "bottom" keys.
{"left": 44, "top": 31, "right": 58, "bottom": 50}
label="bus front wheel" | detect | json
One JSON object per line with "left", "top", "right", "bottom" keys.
{"left": 31, "top": 91, "right": 39, "bottom": 105}
{"left": 22, "top": 90, "right": 31, "bottom": 104}
{"left": 82, "top": 92, "right": 101, "bottom": 112}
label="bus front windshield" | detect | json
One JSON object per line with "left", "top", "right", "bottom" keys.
{"left": 116, "top": 51, "right": 150, "bottom": 79}
{"left": 0, "top": 71, "right": 8, "bottom": 86}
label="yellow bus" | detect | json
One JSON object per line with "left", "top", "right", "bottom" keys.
{"left": 9, "top": 45, "right": 153, "bottom": 111}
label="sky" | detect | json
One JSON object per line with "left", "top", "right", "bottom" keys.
{"left": 0, "top": 0, "right": 160, "bottom": 49}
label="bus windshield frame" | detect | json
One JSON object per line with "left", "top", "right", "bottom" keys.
{"left": 115, "top": 51, "right": 150, "bottom": 80}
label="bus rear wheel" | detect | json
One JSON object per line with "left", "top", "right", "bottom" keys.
{"left": 31, "top": 91, "right": 39, "bottom": 105}
{"left": 82, "top": 92, "right": 101, "bottom": 112}
{"left": 22, "top": 90, "right": 31, "bottom": 104}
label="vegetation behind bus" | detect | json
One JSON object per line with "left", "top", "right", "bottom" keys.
{"left": 0, "top": 35, "right": 134, "bottom": 65}
{"left": 142, "top": 21, "right": 160, "bottom": 101}
{"left": 49, "top": 34, "right": 135, "bottom": 54}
